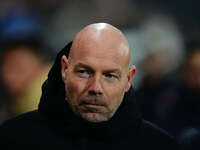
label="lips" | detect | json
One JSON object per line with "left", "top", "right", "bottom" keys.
{"left": 79, "top": 102, "right": 105, "bottom": 113}
{"left": 80, "top": 100, "right": 106, "bottom": 112}
{"left": 80, "top": 97, "right": 106, "bottom": 106}
{"left": 81, "top": 101, "right": 104, "bottom": 106}
{"left": 83, "top": 103, "right": 104, "bottom": 109}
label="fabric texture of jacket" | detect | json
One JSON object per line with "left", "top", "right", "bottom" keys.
{"left": 0, "top": 42, "right": 181, "bottom": 150}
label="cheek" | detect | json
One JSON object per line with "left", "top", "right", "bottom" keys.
{"left": 65, "top": 76, "right": 86, "bottom": 104}
{"left": 105, "top": 82, "right": 126, "bottom": 107}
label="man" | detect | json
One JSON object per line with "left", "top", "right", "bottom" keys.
{"left": 0, "top": 23, "right": 180, "bottom": 149}
{"left": 0, "top": 38, "right": 50, "bottom": 118}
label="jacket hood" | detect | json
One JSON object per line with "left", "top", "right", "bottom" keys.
{"left": 38, "top": 41, "right": 141, "bottom": 128}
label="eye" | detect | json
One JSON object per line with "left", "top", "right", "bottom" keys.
{"left": 77, "top": 70, "right": 86, "bottom": 74}
{"left": 104, "top": 73, "right": 118, "bottom": 79}
{"left": 77, "top": 69, "right": 91, "bottom": 78}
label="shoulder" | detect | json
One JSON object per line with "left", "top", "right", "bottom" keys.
{"left": 139, "top": 119, "right": 173, "bottom": 139}
{"left": 0, "top": 110, "right": 45, "bottom": 138}
{"left": 138, "top": 119, "right": 181, "bottom": 149}
{"left": 0, "top": 110, "right": 57, "bottom": 148}
{"left": 1, "top": 110, "right": 43, "bottom": 127}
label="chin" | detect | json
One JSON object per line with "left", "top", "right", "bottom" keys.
{"left": 81, "top": 112, "right": 109, "bottom": 123}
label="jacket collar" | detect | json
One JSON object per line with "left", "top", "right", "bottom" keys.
{"left": 38, "top": 41, "right": 141, "bottom": 136}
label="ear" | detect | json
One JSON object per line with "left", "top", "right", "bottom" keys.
{"left": 61, "top": 55, "right": 69, "bottom": 83}
{"left": 125, "top": 65, "right": 136, "bottom": 92}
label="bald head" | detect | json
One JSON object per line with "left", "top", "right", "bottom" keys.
{"left": 69, "top": 23, "right": 131, "bottom": 68}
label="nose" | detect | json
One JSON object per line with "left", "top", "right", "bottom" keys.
{"left": 88, "top": 75, "right": 103, "bottom": 96}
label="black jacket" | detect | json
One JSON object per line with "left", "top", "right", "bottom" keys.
{"left": 0, "top": 42, "right": 181, "bottom": 150}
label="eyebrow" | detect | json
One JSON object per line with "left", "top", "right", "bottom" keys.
{"left": 74, "top": 63, "right": 122, "bottom": 76}
{"left": 103, "top": 69, "right": 122, "bottom": 77}
{"left": 74, "top": 63, "right": 93, "bottom": 71}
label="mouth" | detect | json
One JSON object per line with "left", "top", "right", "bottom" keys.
{"left": 83, "top": 103, "right": 104, "bottom": 109}
{"left": 80, "top": 102, "right": 105, "bottom": 111}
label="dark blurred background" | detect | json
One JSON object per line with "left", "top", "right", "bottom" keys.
{"left": 0, "top": 0, "right": 199, "bottom": 149}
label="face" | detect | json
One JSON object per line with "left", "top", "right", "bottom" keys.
{"left": 1, "top": 47, "right": 41, "bottom": 98}
{"left": 61, "top": 24, "right": 135, "bottom": 123}
{"left": 185, "top": 50, "right": 200, "bottom": 90}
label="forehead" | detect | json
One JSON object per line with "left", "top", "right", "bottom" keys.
{"left": 70, "top": 43, "right": 129, "bottom": 71}
{"left": 69, "top": 28, "right": 130, "bottom": 69}
{"left": 73, "top": 52, "right": 122, "bottom": 71}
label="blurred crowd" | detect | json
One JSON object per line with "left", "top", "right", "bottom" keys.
{"left": 0, "top": 0, "right": 199, "bottom": 149}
